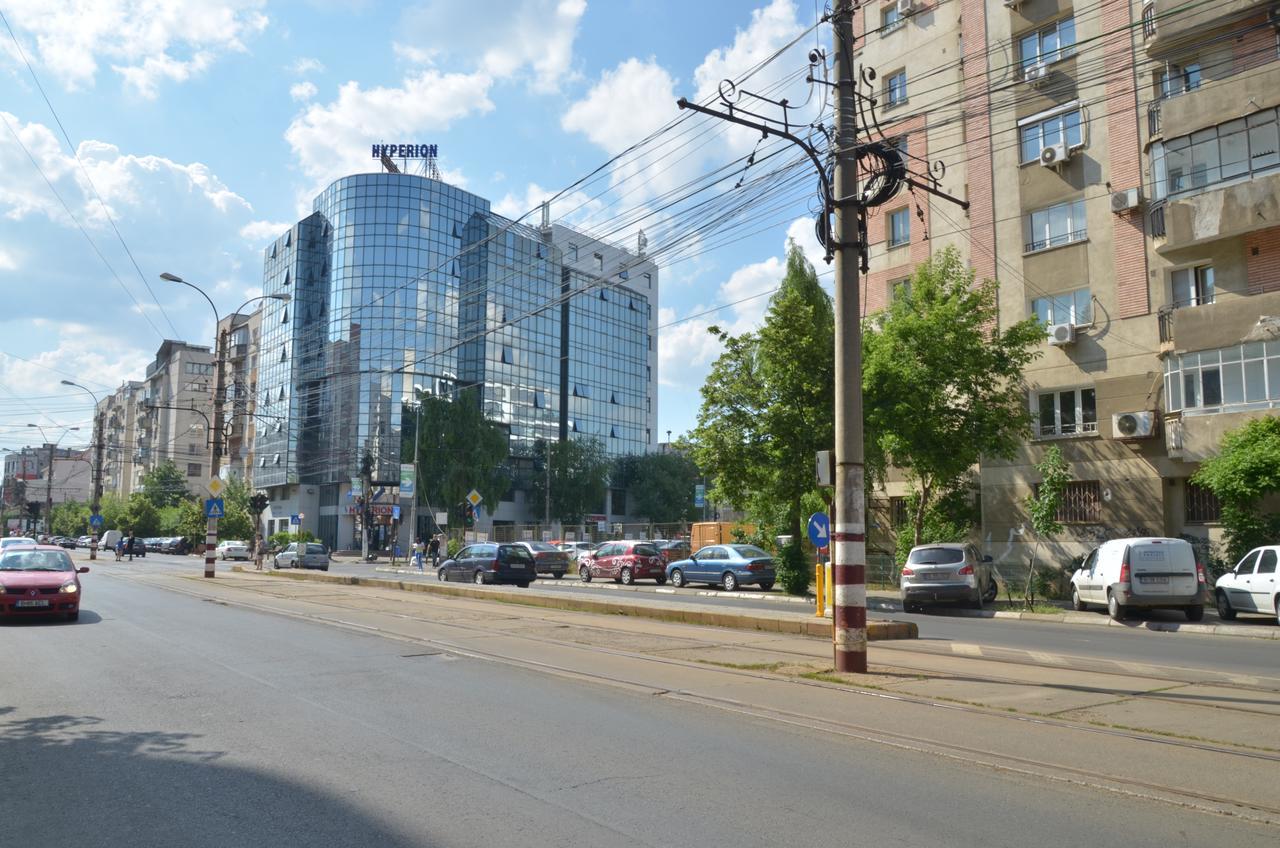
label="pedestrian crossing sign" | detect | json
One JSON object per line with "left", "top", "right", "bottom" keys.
{"left": 205, "top": 498, "right": 225, "bottom": 519}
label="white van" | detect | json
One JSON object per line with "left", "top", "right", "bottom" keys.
{"left": 1070, "top": 537, "right": 1209, "bottom": 622}
{"left": 100, "top": 529, "right": 122, "bottom": 550}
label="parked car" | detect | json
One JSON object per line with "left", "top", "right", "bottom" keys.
{"left": 579, "top": 540, "right": 667, "bottom": 585}
{"left": 274, "top": 542, "right": 330, "bottom": 570}
{"left": 666, "top": 544, "right": 776, "bottom": 591}
{"left": 509, "top": 541, "right": 569, "bottom": 578}
{"left": 1214, "top": 546, "right": 1280, "bottom": 624}
{"left": 76, "top": 535, "right": 93, "bottom": 549}
{"left": 0, "top": 545, "right": 89, "bottom": 622}
{"left": 122, "top": 537, "right": 146, "bottom": 557}
{"left": 1070, "top": 537, "right": 1208, "bottom": 621}
{"left": 216, "top": 540, "right": 251, "bottom": 561}
{"left": 56, "top": 536, "right": 78, "bottom": 549}
{"left": 556, "top": 541, "right": 597, "bottom": 563}
{"left": 656, "top": 540, "right": 691, "bottom": 565}
{"left": 437, "top": 543, "right": 535, "bottom": 587}
{"left": 900, "top": 543, "right": 997, "bottom": 612}
{"left": 1, "top": 537, "right": 38, "bottom": 554}
{"left": 156, "top": 537, "right": 191, "bottom": 555}
{"left": 101, "top": 529, "right": 122, "bottom": 551}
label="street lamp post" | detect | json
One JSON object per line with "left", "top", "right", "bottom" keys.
{"left": 27, "top": 424, "right": 80, "bottom": 539}
{"left": 161, "top": 272, "right": 289, "bottom": 577}
{"left": 60, "top": 381, "right": 102, "bottom": 559}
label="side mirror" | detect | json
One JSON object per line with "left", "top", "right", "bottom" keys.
{"left": 77, "top": 566, "right": 90, "bottom": 574}
{"left": 982, "top": 555, "right": 993, "bottom": 563}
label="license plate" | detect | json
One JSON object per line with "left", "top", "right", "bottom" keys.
{"left": 1139, "top": 575, "right": 1169, "bottom": 584}
{"left": 925, "top": 572, "right": 949, "bottom": 581}
{"left": 509, "top": 563, "right": 524, "bottom": 569}
{"left": 16, "top": 599, "right": 49, "bottom": 608}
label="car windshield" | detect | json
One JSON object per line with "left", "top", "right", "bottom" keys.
{"left": 907, "top": 547, "right": 965, "bottom": 565}
{"left": 632, "top": 544, "right": 659, "bottom": 557}
{"left": 305, "top": 544, "right": 327, "bottom": 555}
{"left": 730, "top": 545, "right": 771, "bottom": 558}
{"left": 528, "top": 542, "right": 558, "bottom": 552}
{"left": 502, "top": 545, "right": 535, "bottom": 562}
{"left": 1, "top": 538, "right": 36, "bottom": 548}
{"left": 0, "top": 550, "right": 74, "bottom": 571}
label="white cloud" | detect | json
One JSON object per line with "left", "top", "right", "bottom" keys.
{"left": 2, "top": 1, "right": 269, "bottom": 97}
{"left": 717, "top": 257, "right": 784, "bottom": 334}
{"left": 492, "top": 182, "right": 605, "bottom": 228}
{"left": 289, "top": 57, "right": 325, "bottom": 75}
{"left": 0, "top": 320, "right": 151, "bottom": 399}
{"left": 692, "top": 0, "right": 804, "bottom": 101}
{"left": 239, "top": 220, "right": 291, "bottom": 245}
{"left": 785, "top": 215, "right": 825, "bottom": 270}
{"left": 0, "top": 248, "right": 16, "bottom": 271}
{"left": 656, "top": 306, "right": 725, "bottom": 388}
{"left": 289, "top": 81, "right": 318, "bottom": 102}
{"left": 561, "top": 58, "right": 677, "bottom": 156}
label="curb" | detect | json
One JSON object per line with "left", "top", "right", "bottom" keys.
{"left": 234, "top": 567, "right": 917, "bottom": 642}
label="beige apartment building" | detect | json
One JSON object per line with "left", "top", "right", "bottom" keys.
{"left": 219, "top": 309, "right": 263, "bottom": 484}
{"left": 855, "top": 0, "right": 1280, "bottom": 568}
{"left": 99, "top": 380, "right": 147, "bottom": 497}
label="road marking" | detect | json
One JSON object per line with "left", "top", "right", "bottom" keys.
{"left": 951, "top": 644, "right": 984, "bottom": 657}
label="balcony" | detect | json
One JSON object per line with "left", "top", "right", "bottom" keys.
{"left": 1163, "top": 289, "right": 1280, "bottom": 353}
{"left": 1148, "top": 198, "right": 1166, "bottom": 239}
{"left": 1143, "top": 0, "right": 1273, "bottom": 57}
{"left": 1159, "top": 170, "right": 1280, "bottom": 251}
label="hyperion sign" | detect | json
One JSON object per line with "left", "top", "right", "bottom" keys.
{"left": 371, "top": 144, "right": 438, "bottom": 159}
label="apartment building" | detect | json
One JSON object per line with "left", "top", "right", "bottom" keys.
{"left": 98, "top": 380, "right": 146, "bottom": 497}
{"left": 219, "top": 309, "right": 263, "bottom": 484}
{"left": 855, "top": 0, "right": 1280, "bottom": 567}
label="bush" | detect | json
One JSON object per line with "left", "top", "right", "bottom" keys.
{"left": 269, "top": 530, "right": 316, "bottom": 550}
{"left": 775, "top": 539, "right": 810, "bottom": 595}
{"left": 447, "top": 537, "right": 463, "bottom": 558}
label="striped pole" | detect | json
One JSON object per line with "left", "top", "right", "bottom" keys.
{"left": 204, "top": 516, "right": 217, "bottom": 578}
{"left": 833, "top": 465, "right": 867, "bottom": 672}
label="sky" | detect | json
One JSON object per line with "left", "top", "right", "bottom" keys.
{"left": 0, "top": 0, "right": 833, "bottom": 459}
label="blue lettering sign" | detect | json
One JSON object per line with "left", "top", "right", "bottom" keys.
{"left": 371, "top": 143, "right": 439, "bottom": 159}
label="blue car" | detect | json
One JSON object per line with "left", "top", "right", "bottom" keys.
{"left": 666, "top": 544, "right": 777, "bottom": 592}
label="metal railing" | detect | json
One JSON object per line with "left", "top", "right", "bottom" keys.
{"left": 1147, "top": 101, "right": 1161, "bottom": 136}
{"left": 1149, "top": 198, "right": 1166, "bottom": 238}
{"left": 1025, "top": 229, "right": 1087, "bottom": 253}
{"left": 1158, "top": 305, "right": 1175, "bottom": 344}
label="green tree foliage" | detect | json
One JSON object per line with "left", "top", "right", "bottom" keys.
{"left": 123, "top": 492, "right": 161, "bottom": 537}
{"left": 863, "top": 247, "right": 1044, "bottom": 548}
{"left": 1023, "top": 446, "right": 1070, "bottom": 607}
{"left": 893, "top": 482, "right": 980, "bottom": 566}
{"left": 611, "top": 451, "right": 700, "bottom": 524}
{"left": 691, "top": 242, "right": 834, "bottom": 593}
{"left": 528, "top": 438, "right": 611, "bottom": 525}
{"left": 403, "top": 387, "right": 511, "bottom": 527}
{"left": 51, "top": 501, "right": 90, "bottom": 537}
{"left": 99, "top": 492, "right": 128, "bottom": 532}
{"left": 1193, "top": 417, "right": 1280, "bottom": 564}
{"left": 138, "top": 460, "right": 190, "bottom": 509}
{"left": 269, "top": 530, "right": 316, "bottom": 550}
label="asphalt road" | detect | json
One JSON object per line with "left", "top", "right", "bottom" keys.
{"left": 106, "top": 551, "right": 1280, "bottom": 680}
{"left": 3, "top": 567, "right": 1276, "bottom": 848}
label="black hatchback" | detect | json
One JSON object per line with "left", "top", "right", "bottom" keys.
{"left": 437, "top": 543, "right": 536, "bottom": 587}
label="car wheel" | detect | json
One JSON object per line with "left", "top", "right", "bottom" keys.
{"left": 619, "top": 567, "right": 633, "bottom": 585}
{"left": 983, "top": 579, "right": 999, "bottom": 603}
{"left": 473, "top": 570, "right": 486, "bottom": 585}
{"left": 1274, "top": 595, "right": 1280, "bottom": 628}
{"left": 579, "top": 564, "right": 592, "bottom": 582}
{"left": 758, "top": 581, "right": 774, "bottom": 592}
{"left": 670, "top": 568, "right": 685, "bottom": 588}
{"left": 1071, "top": 587, "right": 1086, "bottom": 612}
{"left": 321, "top": 566, "right": 329, "bottom": 572}
{"left": 722, "top": 572, "right": 738, "bottom": 592}
{"left": 517, "top": 581, "right": 530, "bottom": 589}
{"left": 903, "top": 601, "right": 921, "bottom": 614}
{"left": 655, "top": 575, "right": 667, "bottom": 586}
{"left": 970, "top": 591, "right": 984, "bottom": 611}
{"left": 436, "top": 567, "right": 445, "bottom": 582}
{"left": 553, "top": 572, "right": 563, "bottom": 580}
{"left": 1108, "top": 591, "right": 1126, "bottom": 622}
{"left": 1215, "top": 590, "right": 1236, "bottom": 621}
{"left": 1184, "top": 604, "right": 1204, "bottom": 622}
{"left": 66, "top": 611, "right": 79, "bottom": 622}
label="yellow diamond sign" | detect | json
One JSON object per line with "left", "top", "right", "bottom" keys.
{"left": 207, "top": 477, "right": 225, "bottom": 496}
{"left": 466, "top": 489, "right": 482, "bottom": 506}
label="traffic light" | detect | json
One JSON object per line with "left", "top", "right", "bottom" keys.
{"left": 249, "top": 492, "right": 269, "bottom": 514}
{"left": 463, "top": 502, "right": 474, "bottom": 527}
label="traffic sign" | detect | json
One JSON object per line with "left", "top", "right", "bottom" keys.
{"left": 207, "top": 477, "right": 225, "bottom": 496}
{"left": 391, "top": 505, "right": 401, "bottom": 520}
{"left": 289, "top": 514, "right": 300, "bottom": 525}
{"left": 694, "top": 483, "right": 706, "bottom": 508}
{"left": 466, "top": 489, "right": 482, "bottom": 507}
{"left": 806, "top": 512, "right": 830, "bottom": 548}
{"left": 205, "top": 498, "right": 225, "bottom": 519}
{"left": 89, "top": 514, "right": 104, "bottom": 528}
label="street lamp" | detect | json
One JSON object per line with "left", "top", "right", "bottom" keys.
{"left": 60, "top": 381, "right": 104, "bottom": 559}
{"left": 27, "top": 423, "right": 80, "bottom": 539}
{"left": 161, "top": 270, "right": 290, "bottom": 577}
{"left": 402, "top": 383, "right": 425, "bottom": 550}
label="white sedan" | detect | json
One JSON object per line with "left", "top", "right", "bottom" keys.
{"left": 215, "top": 540, "right": 251, "bottom": 561}
{"left": 1214, "top": 546, "right": 1280, "bottom": 624}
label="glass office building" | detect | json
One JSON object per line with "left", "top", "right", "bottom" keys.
{"left": 254, "top": 172, "right": 658, "bottom": 548}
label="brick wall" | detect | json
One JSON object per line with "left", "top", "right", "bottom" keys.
{"left": 1102, "top": 0, "right": 1149, "bottom": 318}
{"left": 1246, "top": 227, "right": 1280, "bottom": 294}
{"left": 1232, "top": 14, "right": 1278, "bottom": 75}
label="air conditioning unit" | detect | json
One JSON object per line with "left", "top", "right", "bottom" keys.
{"left": 1110, "top": 188, "right": 1142, "bottom": 213}
{"left": 1048, "top": 322, "right": 1076, "bottom": 346}
{"left": 1023, "top": 62, "right": 1049, "bottom": 84}
{"left": 1113, "top": 410, "right": 1158, "bottom": 440}
{"left": 1040, "top": 143, "right": 1070, "bottom": 168}
{"left": 896, "top": 0, "right": 917, "bottom": 15}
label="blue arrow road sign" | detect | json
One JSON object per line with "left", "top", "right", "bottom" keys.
{"left": 204, "top": 498, "right": 225, "bottom": 519}
{"left": 89, "top": 513, "right": 104, "bottom": 528}
{"left": 807, "top": 512, "right": 830, "bottom": 548}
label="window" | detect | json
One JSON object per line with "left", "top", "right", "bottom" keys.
{"left": 889, "top": 496, "right": 909, "bottom": 528}
{"left": 1054, "top": 480, "right": 1101, "bottom": 523}
{"left": 568, "top": 244, "right": 578, "bottom": 262}
{"left": 1019, "top": 108, "right": 1084, "bottom": 163}
{"left": 890, "top": 277, "right": 911, "bottom": 302}
{"left": 1025, "top": 199, "right": 1087, "bottom": 252}
{"left": 1020, "top": 17, "right": 1076, "bottom": 73}
{"left": 1170, "top": 265, "right": 1214, "bottom": 308}
{"left": 882, "top": 3, "right": 904, "bottom": 32}
{"left": 186, "top": 463, "right": 202, "bottom": 477}
{"left": 888, "top": 208, "right": 910, "bottom": 247}
{"left": 593, "top": 252, "right": 604, "bottom": 272}
{"left": 1260, "top": 549, "right": 1278, "bottom": 575}
{"left": 1035, "top": 388, "right": 1097, "bottom": 437}
{"left": 1184, "top": 482, "right": 1221, "bottom": 523}
{"left": 1164, "top": 341, "right": 1280, "bottom": 413}
{"left": 1151, "top": 107, "right": 1280, "bottom": 200}
{"left": 188, "top": 443, "right": 199, "bottom": 456}
{"left": 1031, "top": 287, "right": 1092, "bottom": 326}
{"left": 572, "top": 383, "right": 591, "bottom": 398}
{"left": 885, "top": 70, "right": 907, "bottom": 108}
{"left": 1159, "top": 62, "right": 1201, "bottom": 99}
{"left": 184, "top": 362, "right": 214, "bottom": 376}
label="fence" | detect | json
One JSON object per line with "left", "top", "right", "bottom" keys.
{"left": 454, "top": 522, "right": 694, "bottom": 546}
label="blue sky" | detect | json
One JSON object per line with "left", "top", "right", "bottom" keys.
{"left": 0, "top": 0, "right": 831, "bottom": 456}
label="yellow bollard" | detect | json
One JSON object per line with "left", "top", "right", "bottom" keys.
{"left": 824, "top": 561, "right": 833, "bottom": 616}
{"left": 814, "top": 561, "right": 825, "bottom": 617}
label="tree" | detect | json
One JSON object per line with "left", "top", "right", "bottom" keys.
{"left": 99, "top": 492, "right": 128, "bottom": 532}
{"left": 51, "top": 501, "right": 90, "bottom": 537}
{"left": 1192, "top": 417, "right": 1280, "bottom": 564}
{"left": 138, "top": 460, "right": 190, "bottom": 509}
{"left": 403, "top": 386, "right": 511, "bottom": 527}
{"left": 863, "top": 247, "right": 1044, "bottom": 548}
{"left": 893, "top": 482, "right": 980, "bottom": 567}
{"left": 123, "top": 492, "right": 161, "bottom": 537}
{"left": 1023, "top": 446, "right": 1070, "bottom": 608}
{"left": 528, "top": 438, "right": 611, "bottom": 525}
{"left": 691, "top": 242, "right": 835, "bottom": 594}
{"left": 612, "top": 451, "right": 700, "bottom": 525}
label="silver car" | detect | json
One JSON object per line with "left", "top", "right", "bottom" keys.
{"left": 900, "top": 543, "right": 997, "bottom": 612}
{"left": 274, "top": 542, "right": 330, "bottom": 571}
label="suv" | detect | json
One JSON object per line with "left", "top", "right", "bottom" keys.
{"left": 579, "top": 540, "right": 666, "bottom": 585}
{"left": 900, "top": 543, "right": 997, "bottom": 612}
{"left": 1213, "top": 546, "right": 1279, "bottom": 624}
{"left": 437, "top": 543, "right": 535, "bottom": 587}
{"left": 274, "top": 542, "right": 330, "bottom": 571}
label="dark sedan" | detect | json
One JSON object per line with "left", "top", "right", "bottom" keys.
{"left": 437, "top": 543, "right": 535, "bottom": 587}
{"left": 666, "top": 544, "right": 776, "bottom": 592}
{"left": 508, "top": 541, "right": 569, "bottom": 578}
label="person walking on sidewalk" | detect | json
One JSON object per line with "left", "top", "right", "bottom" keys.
{"left": 114, "top": 536, "right": 123, "bottom": 562}
{"left": 428, "top": 535, "right": 441, "bottom": 570}
{"left": 125, "top": 530, "right": 136, "bottom": 562}
{"left": 412, "top": 537, "right": 424, "bottom": 571}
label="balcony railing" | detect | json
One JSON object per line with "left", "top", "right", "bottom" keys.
{"left": 1147, "top": 101, "right": 1161, "bottom": 137}
{"left": 1158, "top": 304, "right": 1175, "bottom": 344}
{"left": 1149, "top": 198, "right": 1166, "bottom": 238}
{"left": 1025, "top": 229, "right": 1088, "bottom": 253}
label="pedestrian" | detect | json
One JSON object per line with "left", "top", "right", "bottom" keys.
{"left": 428, "top": 535, "right": 441, "bottom": 570}
{"left": 114, "top": 536, "right": 123, "bottom": 562}
{"left": 412, "top": 537, "right": 424, "bottom": 571}
{"left": 125, "top": 529, "right": 136, "bottom": 562}
{"left": 255, "top": 535, "right": 267, "bottom": 571}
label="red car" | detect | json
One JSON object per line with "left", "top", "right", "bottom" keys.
{"left": 578, "top": 540, "right": 666, "bottom": 585}
{"left": 0, "top": 545, "right": 89, "bottom": 622}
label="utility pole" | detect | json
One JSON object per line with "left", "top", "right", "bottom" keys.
{"left": 90, "top": 409, "right": 104, "bottom": 560}
{"left": 409, "top": 390, "right": 421, "bottom": 549}
{"left": 43, "top": 442, "right": 55, "bottom": 538}
{"left": 829, "top": 0, "right": 867, "bottom": 673}
{"left": 360, "top": 452, "right": 373, "bottom": 562}
{"left": 204, "top": 328, "right": 228, "bottom": 579}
